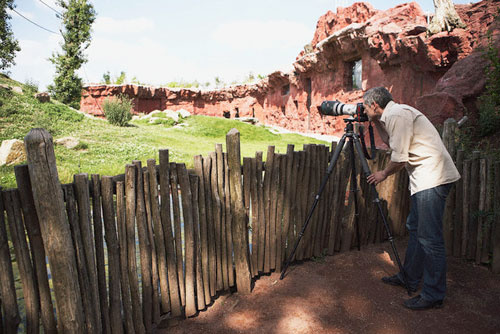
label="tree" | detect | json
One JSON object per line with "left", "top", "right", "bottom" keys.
{"left": 49, "top": 0, "right": 96, "bottom": 109}
{"left": 0, "top": 0, "right": 20, "bottom": 72}
{"left": 427, "top": 0, "right": 466, "bottom": 35}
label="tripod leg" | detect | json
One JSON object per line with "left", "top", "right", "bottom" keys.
{"left": 352, "top": 134, "right": 413, "bottom": 296}
{"left": 280, "top": 133, "right": 347, "bottom": 280}
{"left": 347, "top": 138, "right": 362, "bottom": 251}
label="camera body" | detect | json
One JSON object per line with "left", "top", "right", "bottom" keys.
{"left": 319, "top": 100, "right": 368, "bottom": 122}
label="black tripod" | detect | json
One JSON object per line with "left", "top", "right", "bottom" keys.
{"left": 279, "top": 117, "right": 412, "bottom": 296}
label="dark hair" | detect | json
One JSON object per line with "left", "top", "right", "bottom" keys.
{"left": 363, "top": 87, "right": 393, "bottom": 109}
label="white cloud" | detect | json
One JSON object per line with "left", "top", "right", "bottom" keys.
{"left": 211, "top": 19, "right": 313, "bottom": 50}
{"left": 93, "top": 17, "right": 155, "bottom": 35}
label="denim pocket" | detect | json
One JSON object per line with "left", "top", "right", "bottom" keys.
{"left": 434, "top": 183, "right": 452, "bottom": 200}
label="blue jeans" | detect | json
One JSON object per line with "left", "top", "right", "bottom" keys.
{"left": 397, "top": 183, "right": 452, "bottom": 302}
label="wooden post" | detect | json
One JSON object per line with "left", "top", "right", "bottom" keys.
{"left": 132, "top": 161, "right": 153, "bottom": 332}
{"left": 24, "top": 129, "right": 85, "bottom": 333}
{"left": 216, "top": 145, "right": 229, "bottom": 289}
{"left": 116, "top": 181, "right": 136, "bottom": 333}
{"left": 282, "top": 145, "right": 295, "bottom": 260}
{"left": 158, "top": 150, "right": 182, "bottom": 317}
{"left": 202, "top": 156, "right": 217, "bottom": 297}
{"left": 226, "top": 129, "right": 252, "bottom": 294}
{"left": 263, "top": 146, "right": 275, "bottom": 272}
{"left": 269, "top": 154, "right": 280, "bottom": 270}
{"left": 209, "top": 152, "right": 223, "bottom": 291}
{"left": 146, "top": 159, "right": 171, "bottom": 314}
{"left": 442, "top": 118, "right": 457, "bottom": 162}
{"left": 0, "top": 187, "right": 21, "bottom": 334}
{"left": 100, "top": 176, "right": 124, "bottom": 334}
{"left": 224, "top": 153, "right": 235, "bottom": 287}
{"left": 276, "top": 154, "right": 287, "bottom": 271}
{"left": 467, "top": 151, "right": 481, "bottom": 259}
{"left": 14, "top": 165, "right": 57, "bottom": 334}
{"left": 461, "top": 160, "right": 471, "bottom": 257}
{"left": 125, "top": 165, "right": 146, "bottom": 334}
{"left": 3, "top": 190, "right": 40, "bottom": 334}
{"left": 190, "top": 174, "right": 206, "bottom": 311}
{"left": 453, "top": 150, "right": 464, "bottom": 257}
{"left": 255, "top": 151, "right": 266, "bottom": 272}
{"left": 243, "top": 157, "right": 256, "bottom": 276}
{"left": 91, "top": 174, "right": 111, "bottom": 334}
{"left": 492, "top": 162, "right": 500, "bottom": 274}
{"left": 176, "top": 163, "right": 197, "bottom": 317}
{"left": 476, "top": 159, "right": 487, "bottom": 264}
{"left": 194, "top": 156, "right": 212, "bottom": 306}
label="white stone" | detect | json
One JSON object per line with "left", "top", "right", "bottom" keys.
{"left": 55, "top": 136, "right": 80, "bottom": 149}
{"left": 149, "top": 110, "right": 163, "bottom": 117}
{"left": 178, "top": 108, "right": 191, "bottom": 118}
{"left": 164, "top": 109, "right": 180, "bottom": 122}
{"left": 0, "top": 139, "right": 26, "bottom": 166}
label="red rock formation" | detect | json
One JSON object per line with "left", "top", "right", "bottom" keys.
{"left": 81, "top": 0, "right": 499, "bottom": 140}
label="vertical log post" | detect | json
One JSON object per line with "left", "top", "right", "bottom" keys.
{"left": 453, "top": 150, "right": 464, "bottom": 257}
{"left": 226, "top": 129, "right": 252, "bottom": 294}
{"left": 492, "top": 162, "right": 500, "bottom": 274}
{"left": 14, "top": 165, "right": 57, "bottom": 334}
{"left": 202, "top": 156, "right": 217, "bottom": 297}
{"left": 24, "top": 128, "right": 85, "bottom": 333}
{"left": 0, "top": 187, "right": 21, "bottom": 334}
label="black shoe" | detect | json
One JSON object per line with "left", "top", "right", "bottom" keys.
{"left": 403, "top": 295, "right": 443, "bottom": 310}
{"left": 381, "top": 274, "right": 417, "bottom": 293}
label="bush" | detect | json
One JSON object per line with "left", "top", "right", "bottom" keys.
{"left": 102, "top": 94, "right": 133, "bottom": 126}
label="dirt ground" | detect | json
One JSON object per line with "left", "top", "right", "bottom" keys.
{"left": 158, "top": 239, "right": 500, "bottom": 334}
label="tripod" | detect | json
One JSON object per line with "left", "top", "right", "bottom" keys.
{"left": 279, "top": 117, "right": 412, "bottom": 296}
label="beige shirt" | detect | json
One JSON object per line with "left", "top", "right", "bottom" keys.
{"left": 380, "top": 101, "right": 460, "bottom": 195}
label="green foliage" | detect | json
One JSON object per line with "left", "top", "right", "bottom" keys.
{"left": 23, "top": 79, "right": 38, "bottom": 94}
{"left": 102, "top": 94, "right": 133, "bottom": 126}
{"left": 49, "top": 0, "right": 96, "bottom": 108}
{"left": 115, "top": 71, "right": 126, "bottom": 85}
{"left": 102, "top": 71, "right": 111, "bottom": 84}
{"left": 0, "top": 0, "right": 20, "bottom": 72}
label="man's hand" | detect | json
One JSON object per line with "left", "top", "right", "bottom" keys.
{"left": 367, "top": 170, "right": 387, "bottom": 185}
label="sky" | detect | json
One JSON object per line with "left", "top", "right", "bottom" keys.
{"left": 7, "top": 0, "right": 479, "bottom": 90}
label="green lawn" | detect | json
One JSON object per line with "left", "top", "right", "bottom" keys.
{"left": 1, "top": 78, "right": 327, "bottom": 189}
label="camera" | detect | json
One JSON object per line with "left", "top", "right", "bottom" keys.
{"left": 318, "top": 100, "right": 368, "bottom": 122}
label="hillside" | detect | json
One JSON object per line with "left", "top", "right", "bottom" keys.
{"left": 0, "top": 74, "right": 327, "bottom": 189}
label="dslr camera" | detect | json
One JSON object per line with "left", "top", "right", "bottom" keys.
{"left": 318, "top": 100, "right": 368, "bottom": 122}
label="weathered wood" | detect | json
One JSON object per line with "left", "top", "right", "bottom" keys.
{"left": 461, "top": 160, "right": 471, "bottom": 257}
{"left": 124, "top": 165, "right": 146, "bottom": 334}
{"left": 255, "top": 151, "right": 266, "bottom": 272}
{"left": 275, "top": 154, "right": 287, "bottom": 271}
{"left": 202, "top": 155, "right": 217, "bottom": 297}
{"left": 194, "top": 156, "right": 212, "bottom": 305}
{"left": 91, "top": 174, "right": 112, "bottom": 334}
{"left": 63, "top": 184, "right": 96, "bottom": 334}
{"left": 3, "top": 190, "right": 39, "bottom": 334}
{"left": 327, "top": 143, "right": 339, "bottom": 255}
{"left": 224, "top": 153, "right": 235, "bottom": 287}
{"left": 74, "top": 173, "right": 102, "bottom": 334}
{"left": 475, "top": 159, "right": 487, "bottom": 264}
{"left": 481, "top": 157, "right": 493, "bottom": 263}
{"left": 216, "top": 145, "right": 229, "bottom": 290}
{"left": 176, "top": 163, "right": 197, "bottom": 317}
{"left": 147, "top": 159, "right": 170, "bottom": 315}
{"left": 313, "top": 145, "right": 325, "bottom": 257}
{"left": 295, "top": 151, "right": 307, "bottom": 260}
{"left": 209, "top": 151, "right": 223, "bottom": 291}
{"left": 226, "top": 129, "right": 252, "bottom": 293}
{"left": 0, "top": 187, "right": 21, "bottom": 334}
{"left": 158, "top": 151, "right": 182, "bottom": 317}
{"left": 132, "top": 161, "right": 153, "bottom": 332}
{"left": 248, "top": 157, "right": 259, "bottom": 276}
{"left": 263, "top": 146, "right": 275, "bottom": 272}
{"left": 243, "top": 157, "right": 257, "bottom": 276}
{"left": 269, "top": 153, "right": 280, "bottom": 270}
{"left": 190, "top": 174, "right": 206, "bottom": 311}
{"left": 24, "top": 128, "right": 84, "bottom": 333}
{"left": 453, "top": 150, "right": 464, "bottom": 257}
{"left": 101, "top": 176, "right": 124, "bottom": 334}
{"left": 143, "top": 170, "right": 161, "bottom": 324}
{"left": 116, "top": 181, "right": 136, "bottom": 334}
{"left": 492, "top": 162, "right": 500, "bottom": 274}
{"left": 287, "top": 151, "right": 301, "bottom": 259}
{"left": 14, "top": 165, "right": 56, "bottom": 334}
{"left": 467, "top": 151, "right": 481, "bottom": 259}
{"left": 302, "top": 145, "right": 314, "bottom": 258}
{"left": 282, "top": 145, "right": 295, "bottom": 261}
{"left": 169, "top": 163, "right": 186, "bottom": 307}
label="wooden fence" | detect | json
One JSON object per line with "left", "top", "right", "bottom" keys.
{"left": 0, "top": 122, "right": 499, "bottom": 333}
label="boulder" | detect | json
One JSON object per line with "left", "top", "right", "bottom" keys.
{"left": 55, "top": 137, "right": 80, "bottom": 149}
{"left": 0, "top": 139, "right": 26, "bottom": 166}
{"left": 35, "top": 92, "right": 50, "bottom": 103}
{"left": 178, "top": 109, "right": 191, "bottom": 118}
{"left": 164, "top": 110, "right": 180, "bottom": 122}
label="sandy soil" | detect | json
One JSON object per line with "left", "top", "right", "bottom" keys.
{"left": 158, "top": 239, "right": 500, "bottom": 334}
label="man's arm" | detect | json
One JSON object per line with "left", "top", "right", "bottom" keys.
{"left": 367, "top": 161, "right": 406, "bottom": 185}
{"left": 372, "top": 119, "right": 390, "bottom": 146}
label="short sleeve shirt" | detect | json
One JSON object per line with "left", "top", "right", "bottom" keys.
{"left": 380, "top": 101, "right": 460, "bottom": 195}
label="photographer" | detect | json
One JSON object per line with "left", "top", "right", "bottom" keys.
{"left": 363, "top": 87, "right": 460, "bottom": 310}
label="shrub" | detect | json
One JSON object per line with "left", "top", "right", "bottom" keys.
{"left": 102, "top": 94, "right": 133, "bottom": 126}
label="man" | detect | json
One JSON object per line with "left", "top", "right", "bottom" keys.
{"left": 363, "top": 87, "right": 460, "bottom": 310}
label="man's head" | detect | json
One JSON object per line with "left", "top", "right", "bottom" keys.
{"left": 363, "top": 87, "right": 393, "bottom": 120}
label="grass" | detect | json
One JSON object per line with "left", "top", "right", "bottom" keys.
{"left": 0, "top": 75, "right": 327, "bottom": 189}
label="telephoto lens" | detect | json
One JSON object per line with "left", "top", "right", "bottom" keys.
{"left": 319, "top": 100, "right": 358, "bottom": 116}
